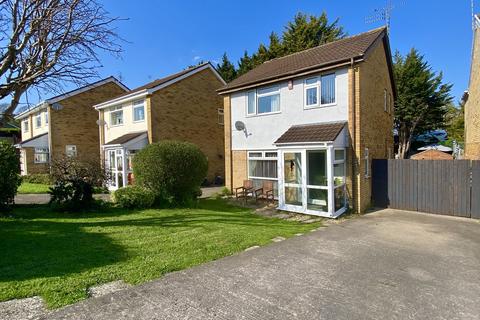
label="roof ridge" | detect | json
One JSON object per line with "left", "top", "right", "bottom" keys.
{"left": 264, "top": 27, "right": 386, "bottom": 65}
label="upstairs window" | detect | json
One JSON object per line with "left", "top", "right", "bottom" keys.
{"left": 35, "top": 114, "right": 42, "bottom": 128}
{"left": 44, "top": 111, "right": 48, "bottom": 125}
{"left": 23, "top": 120, "right": 29, "bottom": 132}
{"left": 133, "top": 100, "right": 145, "bottom": 122}
{"left": 246, "top": 86, "right": 280, "bottom": 115}
{"left": 110, "top": 106, "right": 123, "bottom": 126}
{"left": 304, "top": 73, "right": 336, "bottom": 107}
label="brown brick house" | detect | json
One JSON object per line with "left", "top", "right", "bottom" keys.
{"left": 15, "top": 77, "right": 128, "bottom": 175}
{"left": 465, "top": 14, "right": 480, "bottom": 159}
{"left": 94, "top": 62, "right": 226, "bottom": 190}
{"left": 218, "top": 27, "right": 395, "bottom": 217}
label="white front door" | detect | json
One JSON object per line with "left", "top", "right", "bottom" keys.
{"left": 107, "top": 149, "right": 126, "bottom": 190}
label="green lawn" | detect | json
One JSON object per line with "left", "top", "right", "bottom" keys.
{"left": 17, "top": 182, "right": 51, "bottom": 194}
{"left": 0, "top": 199, "right": 321, "bottom": 309}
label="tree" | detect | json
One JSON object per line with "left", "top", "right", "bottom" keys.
{"left": 0, "top": 0, "right": 123, "bottom": 119}
{"left": 444, "top": 101, "right": 465, "bottom": 145}
{"left": 226, "top": 12, "right": 344, "bottom": 78}
{"left": 216, "top": 53, "right": 237, "bottom": 83}
{"left": 394, "top": 49, "right": 452, "bottom": 158}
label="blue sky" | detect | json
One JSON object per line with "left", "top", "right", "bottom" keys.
{"left": 22, "top": 0, "right": 480, "bottom": 105}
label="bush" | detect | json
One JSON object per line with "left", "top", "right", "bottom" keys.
{"left": 22, "top": 173, "right": 52, "bottom": 185}
{"left": 113, "top": 186, "right": 155, "bottom": 209}
{"left": 133, "top": 140, "right": 208, "bottom": 205}
{"left": 0, "top": 142, "right": 21, "bottom": 210}
{"left": 49, "top": 156, "right": 107, "bottom": 211}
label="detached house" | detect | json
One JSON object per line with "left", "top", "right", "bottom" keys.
{"left": 15, "top": 77, "right": 128, "bottom": 175}
{"left": 218, "top": 27, "right": 395, "bottom": 217}
{"left": 465, "top": 14, "right": 480, "bottom": 159}
{"left": 94, "top": 62, "right": 226, "bottom": 190}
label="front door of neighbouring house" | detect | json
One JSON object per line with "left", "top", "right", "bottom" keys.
{"left": 107, "top": 149, "right": 125, "bottom": 189}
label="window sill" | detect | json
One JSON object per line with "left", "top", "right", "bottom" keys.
{"left": 304, "top": 103, "right": 337, "bottom": 110}
{"left": 132, "top": 119, "right": 145, "bottom": 123}
{"left": 110, "top": 123, "right": 124, "bottom": 128}
{"left": 246, "top": 111, "right": 281, "bottom": 118}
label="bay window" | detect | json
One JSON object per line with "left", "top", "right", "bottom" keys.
{"left": 246, "top": 86, "right": 280, "bottom": 115}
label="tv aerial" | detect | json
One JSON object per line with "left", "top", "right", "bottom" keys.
{"left": 365, "top": 0, "right": 405, "bottom": 34}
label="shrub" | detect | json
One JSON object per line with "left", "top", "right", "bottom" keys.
{"left": 133, "top": 140, "right": 208, "bottom": 205}
{"left": 113, "top": 186, "right": 155, "bottom": 209}
{"left": 22, "top": 173, "right": 52, "bottom": 185}
{"left": 49, "top": 156, "right": 107, "bottom": 211}
{"left": 0, "top": 141, "right": 21, "bottom": 210}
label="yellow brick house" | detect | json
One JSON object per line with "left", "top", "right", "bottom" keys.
{"left": 94, "top": 62, "right": 226, "bottom": 190}
{"left": 218, "top": 27, "right": 395, "bottom": 217}
{"left": 15, "top": 77, "right": 128, "bottom": 175}
{"left": 465, "top": 14, "right": 480, "bottom": 159}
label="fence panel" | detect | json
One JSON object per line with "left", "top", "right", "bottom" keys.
{"left": 373, "top": 159, "right": 478, "bottom": 219}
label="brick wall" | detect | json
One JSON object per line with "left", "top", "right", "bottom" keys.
{"left": 224, "top": 95, "right": 233, "bottom": 189}
{"left": 356, "top": 39, "right": 395, "bottom": 213}
{"left": 231, "top": 150, "right": 247, "bottom": 190}
{"left": 49, "top": 82, "right": 126, "bottom": 161}
{"left": 465, "top": 27, "right": 480, "bottom": 159}
{"left": 149, "top": 68, "right": 225, "bottom": 182}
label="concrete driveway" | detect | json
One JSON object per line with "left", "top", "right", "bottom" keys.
{"left": 47, "top": 209, "right": 480, "bottom": 320}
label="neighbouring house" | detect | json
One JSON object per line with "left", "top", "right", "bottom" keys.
{"left": 14, "top": 77, "right": 128, "bottom": 175}
{"left": 465, "top": 14, "right": 480, "bottom": 160}
{"left": 0, "top": 117, "right": 20, "bottom": 144}
{"left": 94, "top": 62, "right": 226, "bottom": 190}
{"left": 218, "top": 27, "right": 395, "bottom": 217}
{"left": 410, "top": 149, "right": 453, "bottom": 160}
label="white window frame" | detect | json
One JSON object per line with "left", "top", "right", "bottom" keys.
{"left": 23, "top": 120, "right": 29, "bottom": 132}
{"left": 364, "top": 148, "right": 370, "bottom": 178}
{"left": 110, "top": 106, "right": 124, "bottom": 126}
{"left": 304, "top": 73, "right": 337, "bottom": 109}
{"left": 35, "top": 113, "right": 42, "bottom": 128}
{"left": 246, "top": 86, "right": 281, "bottom": 116}
{"left": 384, "top": 89, "right": 388, "bottom": 112}
{"left": 247, "top": 151, "right": 279, "bottom": 181}
{"left": 34, "top": 148, "right": 49, "bottom": 164}
{"left": 132, "top": 100, "right": 145, "bottom": 122}
{"left": 217, "top": 108, "right": 224, "bottom": 125}
{"left": 65, "top": 145, "right": 77, "bottom": 157}
{"left": 44, "top": 111, "right": 48, "bottom": 125}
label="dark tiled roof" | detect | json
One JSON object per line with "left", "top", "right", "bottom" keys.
{"left": 19, "top": 132, "right": 48, "bottom": 145}
{"left": 111, "top": 63, "right": 212, "bottom": 100}
{"left": 105, "top": 131, "right": 147, "bottom": 145}
{"left": 275, "top": 122, "right": 346, "bottom": 144}
{"left": 219, "top": 27, "right": 386, "bottom": 93}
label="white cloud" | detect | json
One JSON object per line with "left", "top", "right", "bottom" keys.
{"left": 193, "top": 56, "right": 202, "bottom": 61}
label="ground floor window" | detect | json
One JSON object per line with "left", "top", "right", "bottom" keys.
{"left": 34, "top": 148, "right": 49, "bottom": 163}
{"left": 248, "top": 151, "right": 278, "bottom": 196}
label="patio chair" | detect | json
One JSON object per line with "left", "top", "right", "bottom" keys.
{"left": 235, "top": 180, "right": 254, "bottom": 202}
{"left": 254, "top": 180, "right": 275, "bottom": 203}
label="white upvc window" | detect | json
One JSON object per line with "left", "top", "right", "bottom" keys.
{"left": 35, "top": 113, "right": 42, "bottom": 128}
{"left": 246, "top": 86, "right": 280, "bottom": 116}
{"left": 132, "top": 100, "right": 145, "bottom": 122}
{"left": 248, "top": 150, "right": 279, "bottom": 196}
{"left": 110, "top": 106, "right": 123, "bottom": 126}
{"left": 364, "top": 148, "right": 370, "bottom": 178}
{"left": 217, "top": 108, "right": 224, "bottom": 125}
{"left": 23, "top": 120, "right": 29, "bottom": 132}
{"left": 304, "top": 73, "right": 336, "bottom": 108}
{"left": 44, "top": 111, "right": 48, "bottom": 125}
{"left": 34, "top": 148, "right": 49, "bottom": 163}
{"left": 66, "top": 145, "right": 77, "bottom": 157}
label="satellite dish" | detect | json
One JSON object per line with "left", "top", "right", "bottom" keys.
{"left": 51, "top": 103, "right": 63, "bottom": 111}
{"left": 235, "top": 121, "right": 245, "bottom": 131}
{"left": 96, "top": 119, "right": 106, "bottom": 126}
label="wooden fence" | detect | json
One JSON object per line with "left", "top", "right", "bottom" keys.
{"left": 372, "top": 159, "right": 480, "bottom": 219}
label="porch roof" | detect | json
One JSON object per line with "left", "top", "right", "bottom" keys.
{"left": 274, "top": 122, "right": 346, "bottom": 145}
{"left": 105, "top": 131, "right": 147, "bottom": 146}
{"left": 16, "top": 132, "right": 49, "bottom": 148}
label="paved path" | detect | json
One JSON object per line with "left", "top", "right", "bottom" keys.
{"left": 14, "top": 187, "right": 224, "bottom": 205}
{"left": 46, "top": 210, "right": 480, "bottom": 320}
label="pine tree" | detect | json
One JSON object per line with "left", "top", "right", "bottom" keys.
{"left": 267, "top": 32, "right": 283, "bottom": 59}
{"left": 237, "top": 51, "right": 255, "bottom": 76}
{"left": 394, "top": 49, "right": 452, "bottom": 158}
{"left": 216, "top": 53, "right": 237, "bottom": 83}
